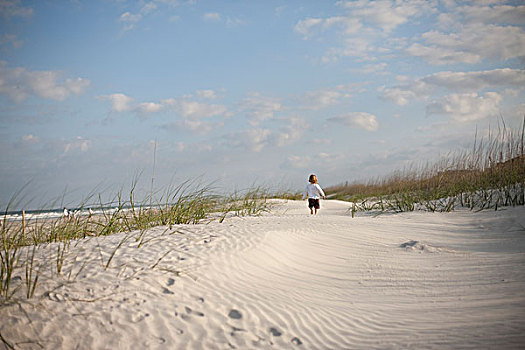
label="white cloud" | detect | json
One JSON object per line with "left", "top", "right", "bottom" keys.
{"left": 380, "top": 68, "right": 525, "bottom": 105}
{"left": 406, "top": 43, "right": 477, "bottom": 65}
{"left": 379, "top": 80, "right": 431, "bottom": 105}
{"left": 294, "top": 17, "right": 323, "bottom": 39}
{"left": 407, "top": 2, "right": 525, "bottom": 66}
{"left": 459, "top": 4, "right": 525, "bottom": 25}
{"left": 101, "top": 92, "right": 229, "bottom": 133}
{"left": 296, "top": 0, "right": 431, "bottom": 39}
{"left": 239, "top": 93, "right": 282, "bottom": 126}
{"left": 0, "top": 62, "right": 90, "bottom": 103}
{"left": 395, "top": 75, "right": 411, "bottom": 82}
{"left": 423, "top": 68, "right": 525, "bottom": 91}
{"left": 407, "top": 23, "right": 525, "bottom": 65}
{"left": 101, "top": 93, "right": 135, "bottom": 112}
{"left": 379, "top": 88, "right": 417, "bottom": 106}
{"left": 323, "top": 16, "right": 362, "bottom": 35}
{"left": 310, "top": 90, "right": 342, "bottom": 108}
{"left": 170, "top": 119, "right": 224, "bottom": 134}
{"left": 141, "top": 2, "right": 158, "bottom": 15}
{"left": 117, "top": 1, "right": 179, "bottom": 33}
{"left": 28, "top": 74, "right": 89, "bottom": 100}
{"left": 156, "top": 0, "right": 184, "bottom": 7}
{"left": 321, "top": 36, "right": 378, "bottom": 62}
{"left": 426, "top": 92, "right": 503, "bottom": 122}
{"left": 276, "top": 116, "right": 310, "bottom": 147}
{"left": 328, "top": 112, "right": 379, "bottom": 131}
{"left": 119, "top": 11, "right": 143, "bottom": 32}
{"left": 175, "top": 100, "right": 227, "bottom": 119}
{"left": 0, "top": 0, "right": 33, "bottom": 19}
{"left": 64, "top": 136, "right": 91, "bottom": 154}
{"left": 359, "top": 62, "right": 388, "bottom": 74}
{"left": 202, "top": 12, "right": 245, "bottom": 27}
{"left": 64, "top": 78, "right": 90, "bottom": 95}
{"left": 295, "top": 0, "right": 434, "bottom": 62}
{"left": 196, "top": 89, "right": 219, "bottom": 99}
{"left": 298, "top": 84, "right": 359, "bottom": 110}
{"left": 229, "top": 128, "right": 272, "bottom": 152}
{"left": 138, "top": 102, "right": 164, "bottom": 115}
{"left": 119, "top": 11, "right": 142, "bottom": 24}
{"left": 226, "top": 17, "right": 246, "bottom": 27}
{"left": 203, "top": 12, "right": 221, "bottom": 21}
{"left": 336, "top": 0, "right": 434, "bottom": 33}
{"left": 101, "top": 92, "right": 228, "bottom": 120}
{"left": 296, "top": 1, "right": 525, "bottom": 65}
{"left": 226, "top": 117, "right": 308, "bottom": 152}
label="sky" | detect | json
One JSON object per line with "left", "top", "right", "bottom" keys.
{"left": 1, "top": 0, "right": 524, "bottom": 209}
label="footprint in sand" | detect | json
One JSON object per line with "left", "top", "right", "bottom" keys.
{"left": 269, "top": 327, "right": 282, "bottom": 337}
{"left": 291, "top": 337, "right": 303, "bottom": 345}
{"left": 400, "top": 240, "right": 441, "bottom": 252}
{"left": 181, "top": 306, "right": 205, "bottom": 320}
{"left": 228, "top": 309, "right": 242, "bottom": 320}
{"left": 131, "top": 313, "right": 150, "bottom": 323}
{"left": 229, "top": 326, "right": 246, "bottom": 337}
{"left": 143, "top": 336, "right": 166, "bottom": 346}
{"left": 400, "top": 240, "right": 419, "bottom": 248}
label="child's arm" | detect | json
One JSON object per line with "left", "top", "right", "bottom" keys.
{"left": 317, "top": 184, "right": 326, "bottom": 199}
{"left": 302, "top": 185, "right": 308, "bottom": 200}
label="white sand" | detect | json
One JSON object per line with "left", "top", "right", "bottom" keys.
{"left": 2, "top": 200, "right": 525, "bottom": 349}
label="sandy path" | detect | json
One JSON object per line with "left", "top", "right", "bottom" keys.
{"left": 1, "top": 200, "right": 524, "bottom": 349}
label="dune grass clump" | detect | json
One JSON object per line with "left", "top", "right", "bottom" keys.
{"left": 328, "top": 119, "right": 525, "bottom": 215}
{"left": 0, "top": 181, "right": 277, "bottom": 302}
{"left": 218, "top": 186, "right": 273, "bottom": 223}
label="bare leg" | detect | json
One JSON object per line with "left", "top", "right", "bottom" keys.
{"left": 310, "top": 208, "right": 314, "bottom": 215}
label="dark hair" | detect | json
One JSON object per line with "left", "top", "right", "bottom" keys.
{"left": 309, "top": 174, "right": 318, "bottom": 184}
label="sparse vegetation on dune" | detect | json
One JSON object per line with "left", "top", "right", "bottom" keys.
{"left": 326, "top": 119, "right": 525, "bottom": 215}
{"left": 0, "top": 182, "right": 282, "bottom": 302}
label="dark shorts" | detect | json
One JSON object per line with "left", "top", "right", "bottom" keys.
{"left": 308, "top": 198, "right": 320, "bottom": 209}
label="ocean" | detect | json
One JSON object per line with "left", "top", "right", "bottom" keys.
{"left": 2, "top": 206, "right": 120, "bottom": 222}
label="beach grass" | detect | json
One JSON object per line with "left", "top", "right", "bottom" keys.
{"left": 327, "top": 118, "right": 525, "bottom": 214}
{"left": 0, "top": 182, "right": 278, "bottom": 301}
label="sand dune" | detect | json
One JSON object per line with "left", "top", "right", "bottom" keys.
{"left": 2, "top": 200, "right": 525, "bottom": 349}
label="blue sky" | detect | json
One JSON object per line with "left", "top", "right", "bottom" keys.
{"left": 1, "top": 0, "right": 524, "bottom": 209}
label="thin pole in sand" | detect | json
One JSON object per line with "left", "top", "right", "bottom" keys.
{"left": 22, "top": 209, "right": 26, "bottom": 241}
{"left": 150, "top": 139, "right": 157, "bottom": 208}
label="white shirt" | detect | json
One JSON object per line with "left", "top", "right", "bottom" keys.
{"left": 303, "top": 183, "right": 325, "bottom": 199}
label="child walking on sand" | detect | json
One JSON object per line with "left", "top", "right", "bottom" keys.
{"left": 303, "top": 174, "right": 326, "bottom": 215}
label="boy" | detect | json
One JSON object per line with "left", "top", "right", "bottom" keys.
{"left": 303, "top": 174, "right": 326, "bottom": 215}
